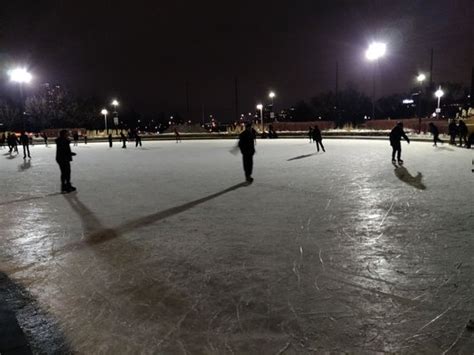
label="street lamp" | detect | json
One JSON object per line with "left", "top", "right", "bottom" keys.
{"left": 8, "top": 67, "right": 33, "bottom": 130}
{"left": 416, "top": 73, "right": 426, "bottom": 132}
{"left": 268, "top": 91, "right": 276, "bottom": 121}
{"left": 101, "top": 109, "right": 108, "bottom": 133}
{"left": 435, "top": 86, "right": 444, "bottom": 118}
{"left": 111, "top": 99, "right": 119, "bottom": 132}
{"left": 256, "top": 104, "right": 263, "bottom": 133}
{"left": 365, "top": 42, "right": 386, "bottom": 119}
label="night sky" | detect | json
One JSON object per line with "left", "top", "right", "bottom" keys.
{"left": 1, "top": 0, "right": 472, "bottom": 120}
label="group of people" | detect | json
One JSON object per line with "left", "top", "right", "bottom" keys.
{"left": 1, "top": 132, "right": 32, "bottom": 158}
{"left": 448, "top": 119, "right": 469, "bottom": 146}
{"left": 308, "top": 126, "right": 326, "bottom": 152}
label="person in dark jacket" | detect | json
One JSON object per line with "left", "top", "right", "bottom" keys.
{"left": 7, "top": 133, "right": 19, "bottom": 154}
{"left": 42, "top": 132, "right": 48, "bottom": 147}
{"left": 428, "top": 122, "right": 443, "bottom": 146}
{"left": 389, "top": 122, "right": 410, "bottom": 164}
{"left": 458, "top": 120, "right": 468, "bottom": 147}
{"left": 135, "top": 131, "right": 142, "bottom": 147}
{"left": 0, "top": 133, "right": 5, "bottom": 149}
{"left": 56, "top": 130, "right": 77, "bottom": 193}
{"left": 108, "top": 134, "right": 113, "bottom": 148}
{"left": 312, "top": 125, "right": 325, "bottom": 152}
{"left": 448, "top": 120, "right": 457, "bottom": 145}
{"left": 72, "top": 131, "right": 79, "bottom": 146}
{"left": 19, "top": 131, "right": 31, "bottom": 159}
{"left": 308, "top": 126, "right": 313, "bottom": 143}
{"left": 120, "top": 132, "right": 127, "bottom": 148}
{"left": 238, "top": 123, "right": 256, "bottom": 183}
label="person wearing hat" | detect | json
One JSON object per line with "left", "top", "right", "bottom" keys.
{"left": 389, "top": 122, "right": 410, "bottom": 164}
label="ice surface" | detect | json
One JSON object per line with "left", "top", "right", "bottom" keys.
{"left": 1, "top": 139, "right": 474, "bottom": 353}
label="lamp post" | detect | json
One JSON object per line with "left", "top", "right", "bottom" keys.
{"left": 416, "top": 73, "right": 426, "bottom": 132}
{"left": 434, "top": 86, "right": 444, "bottom": 118}
{"left": 111, "top": 99, "right": 119, "bottom": 133}
{"left": 268, "top": 91, "right": 276, "bottom": 121}
{"left": 257, "top": 104, "right": 263, "bottom": 134}
{"left": 365, "top": 42, "right": 386, "bottom": 119}
{"left": 8, "top": 68, "right": 32, "bottom": 130}
{"left": 101, "top": 109, "right": 108, "bottom": 133}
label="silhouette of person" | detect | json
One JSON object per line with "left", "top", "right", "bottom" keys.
{"left": 7, "top": 133, "right": 19, "bottom": 154}
{"left": 135, "top": 131, "right": 142, "bottom": 147}
{"left": 56, "top": 130, "right": 77, "bottom": 193}
{"left": 0, "top": 133, "right": 6, "bottom": 148}
{"left": 458, "top": 120, "right": 468, "bottom": 147}
{"left": 308, "top": 126, "right": 313, "bottom": 143}
{"left": 238, "top": 123, "right": 256, "bottom": 183}
{"left": 428, "top": 122, "right": 443, "bottom": 146}
{"left": 108, "top": 134, "right": 113, "bottom": 147}
{"left": 389, "top": 121, "right": 410, "bottom": 164}
{"left": 448, "top": 120, "right": 457, "bottom": 145}
{"left": 84, "top": 135, "right": 88, "bottom": 144}
{"left": 120, "top": 132, "right": 127, "bottom": 148}
{"left": 42, "top": 132, "right": 48, "bottom": 147}
{"left": 312, "top": 125, "right": 325, "bottom": 152}
{"left": 19, "top": 131, "right": 31, "bottom": 159}
{"left": 73, "top": 131, "right": 79, "bottom": 146}
{"left": 174, "top": 128, "right": 181, "bottom": 143}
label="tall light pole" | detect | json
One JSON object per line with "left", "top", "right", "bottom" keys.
{"left": 435, "top": 86, "right": 444, "bottom": 118}
{"left": 257, "top": 104, "right": 263, "bottom": 134}
{"left": 365, "top": 42, "right": 386, "bottom": 119}
{"left": 416, "top": 73, "right": 426, "bottom": 132}
{"left": 111, "top": 99, "right": 119, "bottom": 133}
{"left": 8, "top": 68, "right": 32, "bottom": 130}
{"left": 101, "top": 109, "right": 108, "bottom": 133}
{"left": 269, "top": 91, "right": 276, "bottom": 121}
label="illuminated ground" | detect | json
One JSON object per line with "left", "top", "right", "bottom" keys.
{"left": 1, "top": 139, "right": 473, "bottom": 353}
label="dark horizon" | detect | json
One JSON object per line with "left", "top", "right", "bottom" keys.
{"left": 0, "top": 0, "right": 472, "bottom": 120}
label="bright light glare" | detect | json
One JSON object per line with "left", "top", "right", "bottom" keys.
{"left": 269, "top": 91, "right": 276, "bottom": 99}
{"left": 365, "top": 42, "right": 386, "bottom": 61}
{"left": 8, "top": 68, "right": 32, "bottom": 84}
{"left": 416, "top": 73, "right": 426, "bottom": 82}
{"left": 101, "top": 109, "right": 108, "bottom": 115}
{"left": 256, "top": 104, "right": 263, "bottom": 110}
{"left": 111, "top": 99, "right": 119, "bottom": 106}
{"left": 402, "top": 99, "right": 414, "bottom": 104}
{"left": 435, "top": 88, "right": 444, "bottom": 98}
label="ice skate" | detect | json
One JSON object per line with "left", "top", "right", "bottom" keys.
{"left": 398, "top": 159, "right": 404, "bottom": 165}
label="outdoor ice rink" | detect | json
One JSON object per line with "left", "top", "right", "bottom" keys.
{"left": 1, "top": 138, "right": 473, "bottom": 353}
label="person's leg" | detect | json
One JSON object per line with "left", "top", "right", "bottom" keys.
{"left": 397, "top": 146, "right": 402, "bottom": 161}
{"left": 315, "top": 141, "right": 319, "bottom": 152}
{"left": 64, "top": 163, "right": 71, "bottom": 187}
{"left": 26, "top": 145, "right": 30, "bottom": 158}
{"left": 23, "top": 145, "right": 27, "bottom": 158}
{"left": 59, "top": 163, "right": 67, "bottom": 191}
{"left": 319, "top": 140, "right": 325, "bottom": 152}
{"left": 391, "top": 147, "right": 396, "bottom": 161}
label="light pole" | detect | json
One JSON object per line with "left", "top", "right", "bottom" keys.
{"left": 435, "top": 86, "right": 444, "bottom": 118}
{"left": 269, "top": 91, "right": 276, "bottom": 121}
{"left": 8, "top": 68, "right": 32, "bottom": 130}
{"left": 111, "top": 99, "right": 119, "bottom": 133}
{"left": 257, "top": 104, "right": 263, "bottom": 134}
{"left": 416, "top": 73, "right": 426, "bottom": 132}
{"left": 101, "top": 109, "right": 108, "bottom": 133}
{"left": 365, "top": 42, "right": 386, "bottom": 119}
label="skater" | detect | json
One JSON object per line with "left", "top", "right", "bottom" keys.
{"left": 108, "top": 134, "right": 113, "bottom": 148}
{"left": 174, "top": 128, "right": 181, "bottom": 143}
{"left": 19, "top": 131, "right": 31, "bottom": 159}
{"left": 7, "top": 133, "right": 19, "bottom": 154}
{"left": 428, "top": 122, "right": 443, "bottom": 146}
{"left": 238, "top": 122, "right": 256, "bottom": 183}
{"left": 308, "top": 126, "right": 313, "bottom": 143}
{"left": 135, "top": 131, "right": 142, "bottom": 147}
{"left": 42, "top": 132, "right": 48, "bottom": 147}
{"left": 312, "top": 125, "right": 325, "bottom": 152}
{"left": 72, "top": 131, "right": 79, "bottom": 146}
{"left": 120, "top": 132, "right": 127, "bottom": 148}
{"left": 84, "top": 135, "right": 88, "bottom": 144}
{"left": 389, "top": 122, "right": 410, "bottom": 164}
{"left": 0, "top": 133, "right": 5, "bottom": 148}
{"left": 458, "top": 120, "right": 468, "bottom": 147}
{"left": 448, "top": 120, "right": 457, "bottom": 145}
{"left": 55, "top": 130, "right": 77, "bottom": 193}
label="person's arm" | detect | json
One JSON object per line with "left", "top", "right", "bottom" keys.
{"left": 402, "top": 130, "right": 410, "bottom": 143}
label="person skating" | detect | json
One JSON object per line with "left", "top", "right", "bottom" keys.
{"left": 135, "top": 131, "right": 142, "bottom": 147}
{"left": 19, "top": 131, "right": 31, "bottom": 159}
{"left": 174, "top": 128, "right": 181, "bottom": 143}
{"left": 120, "top": 132, "right": 127, "bottom": 148}
{"left": 0, "top": 133, "right": 5, "bottom": 149}
{"left": 84, "top": 135, "right": 88, "bottom": 144}
{"left": 308, "top": 126, "right": 313, "bottom": 143}
{"left": 55, "top": 130, "right": 77, "bottom": 193}
{"left": 108, "top": 134, "right": 113, "bottom": 148}
{"left": 312, "top": 125, "right": 325, "bottom": 152}
{"left": 7, "top": 133, "right": 19, "bottom": 154}
{"left": 428, "top": 122, "right": 443, "bottom": 146}
{"left": 42, "top": 132, "right": 48, "bottom": 147}
{"left": 448, "top": 120, "right": 457, "bottom": 145}
{"left": 389, "top": 122, "right": 410, "bottom": 164}
{"left": 458, "top": 120, "right": 468, "bottom": 147}
{"left": 73, "top": 131, "right": 79, "bottom": 146}
{"left": 238, "top": 122, "right": 256, "bottom": 183}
